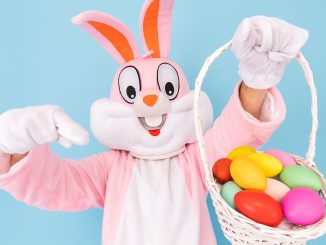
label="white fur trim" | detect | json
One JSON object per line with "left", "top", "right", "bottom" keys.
{"left": 90, "top": 91, "right": 213, "bottom": 156}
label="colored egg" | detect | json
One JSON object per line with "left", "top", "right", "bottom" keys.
{"left": 247, "top": 153, "right": 283, "bottom": 177}
{"left": 264, "top": 178, "right": 290, "bottom": 202}
{"left": 280, "top": 165, "right": 323, "bottom": 191}
{"left": 234, "top": 190, "right": 283, "bottom": 227}
{"left": 265, "top": 149, "right": 296, "bottom": 167}
{"left": 282, "top": 187, "right": 325, "bottom": 226}
{"left": 212, "top": 158, "right": 232, "bottom": 184}
{"left": 220, "top": 181, "right": 243, "bottom": 209}
{"left": 230, "top": 157, "right": 267, "bottom": 190}
{"left": 227, "top": 146, "right": 256, "bottom": 160}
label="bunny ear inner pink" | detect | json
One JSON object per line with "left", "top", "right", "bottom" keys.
{"left": 140, "top": 0, "right": 174, "bottom": 58}
{"left": 73, "top": 11, "right": 140, "bottom": 64}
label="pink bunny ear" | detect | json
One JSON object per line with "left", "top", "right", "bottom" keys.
{"left": 140, "top": 0, "right": 174, "bottom": 58}
{"left": 72, "top": 11, "right": 140, "bottom": 64}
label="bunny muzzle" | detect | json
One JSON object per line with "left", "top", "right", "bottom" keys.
{"left": 134, "top": 91, "right": 171, "bottom": 137}
{"left": 90, "top": 91, "right": 213, "bottom": 157}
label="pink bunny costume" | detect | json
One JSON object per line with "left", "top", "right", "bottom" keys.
{"left": 0, "top": 0, "right": 311, "bottom": 244}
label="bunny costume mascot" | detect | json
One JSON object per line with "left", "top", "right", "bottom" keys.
{"left": 0, "top": 0, "right": 308, "bottom": 244}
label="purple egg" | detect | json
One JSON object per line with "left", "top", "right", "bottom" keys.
{"left": 282, "top": 187, "right": 325, "bottom": 226}
{"left": 265, "top": 149, "right": 296, "bottom": 167}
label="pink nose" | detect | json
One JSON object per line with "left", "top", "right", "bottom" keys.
{"left": 143, "top": 94, "right": 158, "bottom": 107}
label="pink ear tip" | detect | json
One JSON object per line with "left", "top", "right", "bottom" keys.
{"left": 71, "top": 15, "right": 83, "bottom": 25}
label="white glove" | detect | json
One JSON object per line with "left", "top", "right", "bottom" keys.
{"left": 0, "top": 105, "right": 89, "bottom": 154}
{"left": 231, "top": 16, "right": 309, "bottom": 89}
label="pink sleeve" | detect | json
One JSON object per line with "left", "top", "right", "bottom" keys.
{"left": 0, "top": 144, "right": 112, "bottom": 212}
{"left": 203, "top": 82, "right": 286, "bottom": 166}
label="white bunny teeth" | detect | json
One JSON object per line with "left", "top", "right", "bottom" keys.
{"left": 144, "top": 116, "right": 163, "bottom": 127}
{"left": 138, "top": 114, "right": 167, "bottom": 130}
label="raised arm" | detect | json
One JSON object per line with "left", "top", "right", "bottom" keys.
{"left": 239, "top": 82, "right": 268, "bottom": 119}
{"left": 0, "top": 105, "right": 109, "bottom": 211}
{"left": 203, "top": 16, "right": 308, "bottom": 165}
{"left": 203, "top": 81, "right": 286, "bottom": 165}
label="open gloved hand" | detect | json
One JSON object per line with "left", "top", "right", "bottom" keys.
{"left": 0, "top": 105, "right": 89, "bottom": 154}
{"left": 231, "top": 16, "right": 309, "bottom": 89}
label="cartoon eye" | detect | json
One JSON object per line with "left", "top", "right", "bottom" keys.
{"left": 157, "top": 63, "right": 179, "bottom": 100}
{"left": 118, "top": 66, "right": 141, "bottom": 104}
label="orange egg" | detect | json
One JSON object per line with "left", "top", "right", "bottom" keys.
{"left": 212, "top": 158, "right": 232, "bottom": 184}
{"left": 234, "top": 190, "right": 283, "bottom": 227}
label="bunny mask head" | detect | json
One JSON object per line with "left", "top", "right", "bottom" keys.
{"left": 73, "top": 0, "right": 213, "bottom": 157}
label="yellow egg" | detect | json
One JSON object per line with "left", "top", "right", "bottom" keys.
{"left": 230, "top": 157, "right": 267, "bottom": 190}
{"left": 227, "top": 146, "right": 256, "bottom": 160}
{"left": 247, "top": 153, "right": 283, "bottom": 177}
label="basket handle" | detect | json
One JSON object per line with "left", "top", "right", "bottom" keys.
{"left": 194, "top": 40, "right": 319, "bottom": 180}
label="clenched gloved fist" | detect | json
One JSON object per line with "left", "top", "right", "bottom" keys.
{"left": 231, "top": 16, "right": 309, "bottom": 89}
{"left": 0, "top": 105, "right": 89, "bottom": 154}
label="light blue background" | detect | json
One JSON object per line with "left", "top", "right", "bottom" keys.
{"left": 0, "top": 0, "right": 325, "bottom": 244}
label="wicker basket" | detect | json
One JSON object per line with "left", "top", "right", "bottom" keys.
{"left": 193, "top": 40, "right": 326, "bottom": 245}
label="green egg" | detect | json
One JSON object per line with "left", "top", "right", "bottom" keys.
{"left": 279, "top": 165, "right": 323, "bottom": 191}
{"left": 221, "top": 181, "right": 243, "bottom": 209}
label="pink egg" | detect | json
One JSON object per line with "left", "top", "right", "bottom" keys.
{"left": 264, "top": 178, "right": 290, "bottom": 203}
{"left": 282, "top": 187, "right": 325, "bottom": 226}
{"left": 265, "top": 149, "right": 296, "bottom": 167}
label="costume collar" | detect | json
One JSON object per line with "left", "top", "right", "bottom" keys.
{"left": 130, "top": 146, "right": 186, "bottom": 160}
